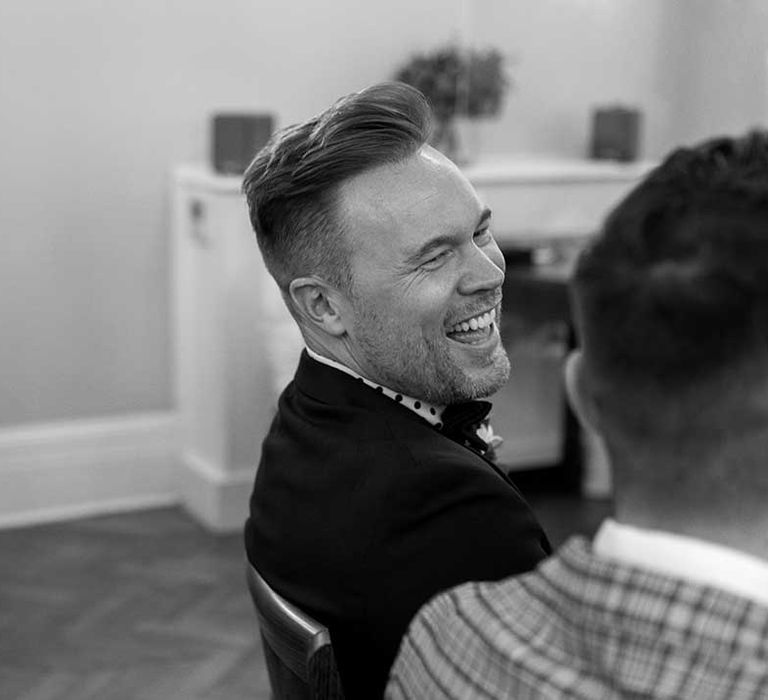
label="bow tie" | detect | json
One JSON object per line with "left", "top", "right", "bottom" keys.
{"left": 441, "top": 400, "right": 492, "bottom": 453}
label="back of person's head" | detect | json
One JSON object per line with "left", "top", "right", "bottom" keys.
{"left": 571, "top": 131, "right": 768, "bottom": 453}
{"left": 242, "top": 82, "right": 432, "bottom": 296}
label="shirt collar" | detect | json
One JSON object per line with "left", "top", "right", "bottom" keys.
{"left": 306, "top": 347, "right": 445, "bottom": 428}
{"left": 594, "top": 518, "right": 768, "bottom": 607}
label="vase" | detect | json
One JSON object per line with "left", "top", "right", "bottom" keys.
{"left": 430, "top": 118, "right": 466, "bottom": 165}
{"left": 454, "top": 117, "right": 484, "bottom": 165}
{"left": 430, "top": 117, "right": 483, "bottom": 166}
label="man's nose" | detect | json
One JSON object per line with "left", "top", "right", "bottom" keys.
{"left": 457, "top": 241, "right": 506, "bottom": 296}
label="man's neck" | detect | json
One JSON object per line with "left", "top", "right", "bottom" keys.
{"left": 615, "top": 505, "right": 768, "bottom": 563}
{"left": 613, "top": 463, "right": 768, "bottom": 562}
{"left": 593, "top": 518, "right": 768, "bottom": 607}
{"left": 609, "top": 425, "right": 768, "bottom": 561}
{"left": 305, "top": 346, "right": 446, "bottom": 427}
{"left": 304, "top": 337, "right": 369, "bottom": 381}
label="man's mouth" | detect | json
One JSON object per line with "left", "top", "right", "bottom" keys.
{"left": 446, "top": 308, "right": 497, "bottom": 344}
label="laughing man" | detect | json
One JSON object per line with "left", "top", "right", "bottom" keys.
{"left": 242, "top": 82, "right": 550, "bottom": 699}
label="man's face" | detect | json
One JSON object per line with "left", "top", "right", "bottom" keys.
{"left": 336, "top": 146, "right": 510, "bottom": 405}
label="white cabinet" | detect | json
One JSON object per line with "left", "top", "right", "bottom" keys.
{"left": 463, "top": 157, "right": 654, "bottom": 242}
{"left": 173, "top": 159, "right": 650, "bottom": 528}
{"left": 172, "top": 166, "right": 302, "bottom": 531}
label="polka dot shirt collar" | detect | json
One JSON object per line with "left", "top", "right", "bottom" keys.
{"left": 306, "top": 347, "right": 446, "bottom": 428}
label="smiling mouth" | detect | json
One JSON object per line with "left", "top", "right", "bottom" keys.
{"left": 446, "top": 308, "right": 498, "bottom": 344}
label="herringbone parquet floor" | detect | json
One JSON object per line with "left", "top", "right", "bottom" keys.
{"left": 0, "top": 494, "right": 612, "bottom": 700}
{"left": 0, "top": 507, "right": 271, "bottom": 700}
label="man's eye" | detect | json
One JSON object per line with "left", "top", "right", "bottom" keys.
{"left": 474, "top": 228, "right": 493, "bottom": 244}
{"left": 420, "top": 250, "right": 451, "bottom": 269}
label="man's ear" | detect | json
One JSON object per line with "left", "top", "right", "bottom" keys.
{"left": 563, "top": 350, "right": 602, "bottom": 435}
{"left": 287, "top": 276, "right": 348, "bottom": 337}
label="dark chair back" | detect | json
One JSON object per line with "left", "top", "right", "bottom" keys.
{"left": 246, "top": 563, "right": 344, "bottom": 700}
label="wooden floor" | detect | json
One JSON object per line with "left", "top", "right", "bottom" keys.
{"left": 0, "top": 508, "right": 271, "bottom": 700}
{"left": 0, "top": 493, "right": 612, "bottom": 700}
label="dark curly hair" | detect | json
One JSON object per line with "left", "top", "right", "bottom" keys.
{"left": 572, "top": 131, "right": 768, "bottom": 414}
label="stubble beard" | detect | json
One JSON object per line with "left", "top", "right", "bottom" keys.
{"left": 351, "top": 306, "right": 511, "bottom": 406}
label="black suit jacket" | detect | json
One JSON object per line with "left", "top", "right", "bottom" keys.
{"left": 245, "top": 351, "right": 551, "bottom": 699}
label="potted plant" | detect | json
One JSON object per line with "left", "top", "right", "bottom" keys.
{"left": 394, "top": 44, "right": 511, "bottom": 163}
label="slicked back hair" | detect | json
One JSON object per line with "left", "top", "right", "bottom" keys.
{"left": 571, "top": 131, "right": 768, "bottom": 434}
{"left": 242, "top": 82, "right": 432, "bottom": 295}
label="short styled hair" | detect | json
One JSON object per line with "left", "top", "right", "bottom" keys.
{"left": 242, "top": 82, "right": 432, "bottom": 293}
{"left": 571, "top": 131, "right": 768, "bottom": 430}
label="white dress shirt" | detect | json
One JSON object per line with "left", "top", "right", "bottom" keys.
{"left": 594, "top": 518, "right": 768, "bottom": 607}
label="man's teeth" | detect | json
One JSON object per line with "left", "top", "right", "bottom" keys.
{"left": 450, "top": 309, "right": 496, "bottom": 334}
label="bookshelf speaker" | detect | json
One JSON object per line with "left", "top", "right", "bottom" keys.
{"left": 211, "top": 113, "right": 274, "bottom": 175}
{"left": 589, "top": 107, "right": 641, "bottom": 162}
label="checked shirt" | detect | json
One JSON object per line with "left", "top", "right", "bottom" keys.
{"left": 387, "top": 537, "right": 768, "bottom": 699}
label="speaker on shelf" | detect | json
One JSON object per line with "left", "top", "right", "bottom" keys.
{"left": 211, "top": 113, "right": 274, "bottom": 175}
{"left": 589, "top": 106, "right": 641, "bottom": 162}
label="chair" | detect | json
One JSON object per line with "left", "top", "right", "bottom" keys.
{"left": 246, "top": 562, "right": 345, "bottom": 700}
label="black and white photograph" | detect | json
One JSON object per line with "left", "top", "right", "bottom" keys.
{"left": 2, "top": 1, "right": 768, "bottom": 698}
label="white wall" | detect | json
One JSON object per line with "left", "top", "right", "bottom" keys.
{"left": 4, "top": 0, "right": 767, "bottom": 430}
{"left": 469, "top": 0, "right": 674, "bottom": 159}
{"left": 0, "top": 0, "right": 464, "bottom": 428}
{"left": 469, "top": 0, "right": 768, "bottom": 160}
{"left": 662, "top": 0, "right": 768, "bottom": 148}
{"left": 8, "top": 0, "right": 763, "bottom": 430}
{"left": 2, "top": 0, "right": 767, "bottom": 525}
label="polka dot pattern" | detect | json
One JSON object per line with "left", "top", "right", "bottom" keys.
{"left": 306, "top": 347, "right": 445, "bottom": 427}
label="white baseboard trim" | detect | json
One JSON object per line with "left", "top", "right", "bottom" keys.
{"left": 179, "top": 452, "right": 254, "bottom": 533}
{"left": 0, "top": 414, "right": 587, "bottom": 531}
{"left": 0, "top": 412, "right": 179, "bottom": 530}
